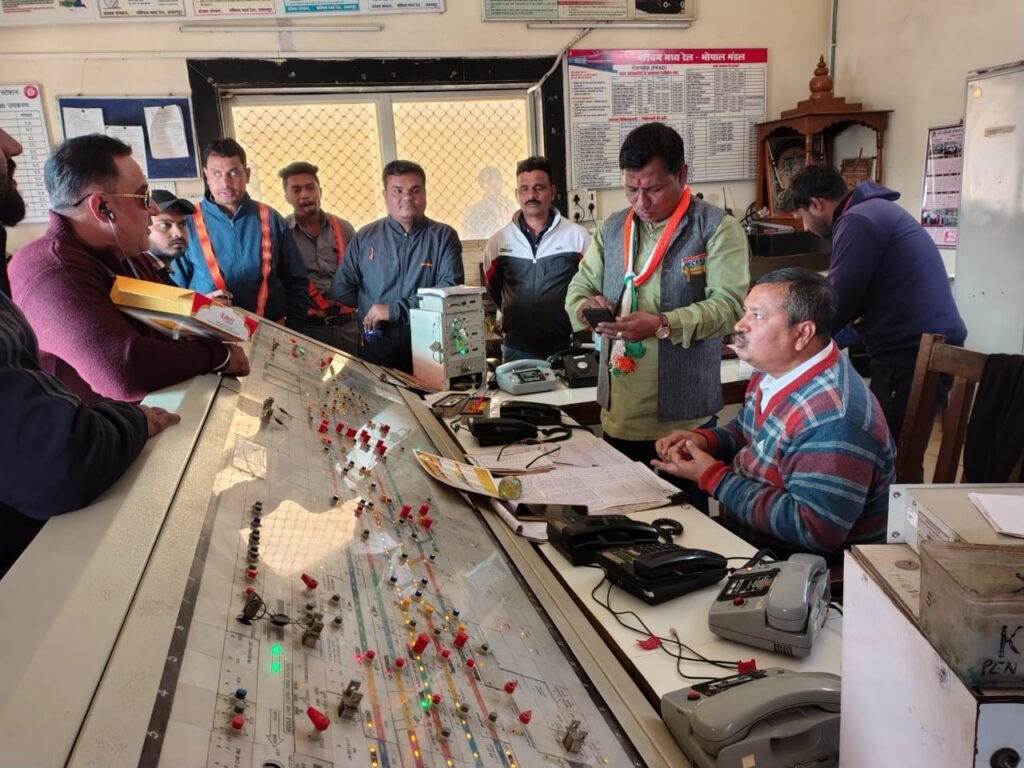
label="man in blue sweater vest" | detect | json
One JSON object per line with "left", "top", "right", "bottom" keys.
{"left": 780, "top": 165, "right": 966, "bottom": 442}
{"left": 653, "top": 268, "right": 894, "bottom": 562}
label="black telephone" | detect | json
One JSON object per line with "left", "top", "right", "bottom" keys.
{"left": 547, "top": 348, "right": 599, "bottom": 389}
{"left": 467, "top": 417, "right": 538, "bottom": 447}
{"left": 595, "top": 543, "right": 728, "bottom": 605}
{"left": 499, "top": 400, "right": 563, "bottom": 425}
{"left": 547, "top": 514, "right": 661, "bottom": 566}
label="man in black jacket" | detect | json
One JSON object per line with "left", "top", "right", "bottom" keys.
{"left": 0, "top": 126, "right": 180, "bottom": 578}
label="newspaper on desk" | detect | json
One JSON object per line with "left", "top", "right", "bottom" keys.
{"left": 469, "top": 436, "right": 677, "bottom": 540}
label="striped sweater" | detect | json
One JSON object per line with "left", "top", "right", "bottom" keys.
{"left": 697, "top": 344, "right": 894, "bottom": 555}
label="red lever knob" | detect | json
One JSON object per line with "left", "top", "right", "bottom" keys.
{"left": 307, "top": 706, "right": 330, "bottom": 731}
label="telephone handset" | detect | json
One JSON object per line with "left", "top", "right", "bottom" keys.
{"left": 546, "top": 514, "right": 661, "bottom": 566}
{"left": 708, "top": 553, "right": 831, "bottom": 658}
{"left": 661, "top": 667, "right": 841, "bottom": 768}
{"left": 499, "top": 400, "right": 563, "bottom": 425}
{"left": 494, "top": 359, "right": 558, "bottom": 395}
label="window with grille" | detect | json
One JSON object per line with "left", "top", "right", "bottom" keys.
{"left": 230, "top": 93, "right": 532, "bottom": 240}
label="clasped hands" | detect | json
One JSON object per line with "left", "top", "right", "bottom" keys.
{"left": 651, "top": 429, "right": 717, "bottom": 482}
{"left": 576, "top": 296, "right": 660, "bottom": 341}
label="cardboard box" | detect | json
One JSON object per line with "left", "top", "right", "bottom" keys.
{"left": 111, "top": 276, "right": 257, "bottom": 342}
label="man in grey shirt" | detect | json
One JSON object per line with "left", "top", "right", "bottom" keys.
{"left": 279, "top": 161, "right": 359, "bottom": 355}
{"left": 330, "top": 160, "right": 464, "bottom": 372}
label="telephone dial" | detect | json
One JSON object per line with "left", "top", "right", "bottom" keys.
{"left": 595, "top": 542, "right": 728, "bottom": 605}
{"left": 661, "top": 667, "right": 841, "bottom": 768}
{"left": 708, "top": 553, "right": 830, "bottom": 658}
{"left": 547, "top": 348, "right": 599, "bottom": 389}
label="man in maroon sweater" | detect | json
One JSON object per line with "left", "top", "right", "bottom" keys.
{"left": 9, "top": 134, "right": 249, "bottom": 402}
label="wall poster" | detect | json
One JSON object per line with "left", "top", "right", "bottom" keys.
{"left": 920, "top": 123, "right": 963, "bottom": 248}
{"left": 0, "top": 84, "right": 52, "bottom": 225}
{"left": 484, "top": 0, "right": 693, "bottom": 21}
{"left": 567, "top": 48, "right": 766, "bottom": 189}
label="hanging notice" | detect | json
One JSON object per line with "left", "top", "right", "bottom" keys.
{"left": 567, "top": 49, "right": 767, "bottom": 189}
{"left": 99, "top": 0, "right": 186, "bottom": 18}
{"left": 0, "top": 0, "right": 95, "bottom": 23}
{"left": 3, "top": 0, "right": 439, "bottom": 21}
{"left": 0, "top": 84, "right": 52, "bottom": 225}
{"left": 484, "top": 0, "right": 693, "bottom": 21}
{"left": 920, "top": 123, "right": 963, "bottom": 248}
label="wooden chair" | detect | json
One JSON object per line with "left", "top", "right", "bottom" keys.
{"left": 895, "top": 334, "right": 987, "bottom": 484}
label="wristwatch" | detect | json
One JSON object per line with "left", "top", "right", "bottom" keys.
{"left": 654, "top": 313, "right": 672, "bottom": 340}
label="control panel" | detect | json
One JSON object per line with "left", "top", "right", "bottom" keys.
{"left": 133, "top": 327, "right": 641, "bottom": 767}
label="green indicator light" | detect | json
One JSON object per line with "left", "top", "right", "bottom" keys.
{"left": 271, "top": 661, "right": 281, "bottom": 674}
{"left": 270, "top": 644, "right": 282, "bottom": 675}
{"left": 272, "top": 644, "right": 281, "bottom": 654}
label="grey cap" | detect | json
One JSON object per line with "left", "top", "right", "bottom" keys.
{"left": 151, "top": 189, "right": 197, "bottom": 214}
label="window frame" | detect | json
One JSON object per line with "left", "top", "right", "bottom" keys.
{"left": 187, "top": 56, "right": 566, "bottom": 216}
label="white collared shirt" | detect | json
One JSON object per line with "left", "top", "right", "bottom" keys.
{"left": 758, "top": 341, "right": 835, "bottom": 410}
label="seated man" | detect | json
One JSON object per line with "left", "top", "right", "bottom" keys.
{"left": 653, "top": 268, "right": 894, "bottom": 560}
{"left": 330, "top": 160, "right": 463, "bottom": 372}
{"left": 9, "top": 134, "right": 249, "bottom": 402}
{"left": 0, "top": 130, "right": 180, "bottom": 577}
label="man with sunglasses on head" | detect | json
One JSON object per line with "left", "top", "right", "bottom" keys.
{"left": 9, "top": 133, "right": 249, "bottom": 403}
{"left": 172, "top": 138, "right": 308, "bottom": 330}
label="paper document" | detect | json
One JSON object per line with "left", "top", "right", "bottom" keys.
{"left": 968, "top": 493, "right": 1024, "bottom": 538}
{"left": 144, "top": 105, "right": 189, "bottom": 159}
{"left": 63, "top": 107, "right": 104, "bottom": 138}
{"left": 105, "top": 125, "right": 149, "bottom": 177}
{"left": 415, "top": 450, "right": 503, "bottom": 498}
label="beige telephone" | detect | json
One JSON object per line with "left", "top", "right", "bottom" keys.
{"left": 661, "top": 667, "right": 841, "bottom": 768}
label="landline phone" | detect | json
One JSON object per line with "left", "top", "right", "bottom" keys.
{"left": 495, "top": 359, "right": 558, "bottom": 395}
{"left": 708, "top": 553, "right": 830, "bottom": 658}
{"left": 547, "top": 348, "right": 599, "bottom": 389}
{"left": 595, "top": 542, "right": 728, "bottom": 605}
{"left": 661, "top": 667, "right": 841, "bottom": 768}
{"left": 546, "top": 514, "right": 662, "bottom": 566}
{"left": 499, "top": 400, "right": 563, "bottom": 426}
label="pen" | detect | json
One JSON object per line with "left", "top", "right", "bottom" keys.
{"left": 552, "top": 461, "right": 599, "bottom": 468}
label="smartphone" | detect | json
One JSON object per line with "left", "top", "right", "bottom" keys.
{"left": 582, "top": 306, "right": 616, "bottom": 328}
{"left": 514, "top": 503, "right": 588, "bottom": 522}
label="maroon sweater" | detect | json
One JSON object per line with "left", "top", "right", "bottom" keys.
{"left": 9, "top": 213, "right": 227, "bottom": 402}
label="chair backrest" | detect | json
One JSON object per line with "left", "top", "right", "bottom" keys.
{"left": 895, "top": 334, "right": 987, "bottom": 484}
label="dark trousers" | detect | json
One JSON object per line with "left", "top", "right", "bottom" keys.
{"left": 304, "top": 315, "right": 360, "bottom": 356}
{"left": 603, "top": 433, "right": 711, "bottom": 514}
{"left": 869, "top": 358, "right": 951, "bottom": 445}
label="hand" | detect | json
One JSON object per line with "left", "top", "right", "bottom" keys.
{"left": 654, "top": 429, "right": 708, "bottom": 461}
{"left": 206, "top": 289, "right": 233, "bottom": 306}
{"left": 601, "top": 311, "right": 661, "bottom": 341}
{"left": 223, "top": 345, "right": 251, "bottom": 376}
{"left": 140, "top": 405, "right": 181, "bottom": 438}
{"left": 651, "top": 439, "right": 718, "bottom": 481}
{"left": 363, "top": 303, "right": 390, "bottom": 329}
{"left": 575, "top": 295, "right": 615, "bottom": 325}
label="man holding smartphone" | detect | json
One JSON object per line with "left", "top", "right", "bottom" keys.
{"left": 565, "top": 123, "right": 749, "bottom": 488}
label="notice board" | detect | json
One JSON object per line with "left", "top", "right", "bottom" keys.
{"left": 0, "top": 84, "right": 52, "bottom": 224}
{"left": 57, "top": 96, "right": 199, "bottom": 181}
{"left": 567, "top": 49, "right": 767, "bottom": 189}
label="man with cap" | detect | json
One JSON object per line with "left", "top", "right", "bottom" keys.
{"left": 124, "top": 189, "right": 196, "bottom": 287}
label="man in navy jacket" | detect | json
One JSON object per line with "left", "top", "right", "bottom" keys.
{"left": 781, "top": 165, "right": 966, "bottom": 441}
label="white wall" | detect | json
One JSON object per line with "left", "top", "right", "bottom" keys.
{"left": 833, "top": 0, "right": 1024, "bottom": 277}
{"left": 0, "top": 0, "right": 832, "bottom": 251}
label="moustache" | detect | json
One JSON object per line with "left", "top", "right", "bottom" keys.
{"left": 733, "top": 333, "right": 747, "bottom": 344}
{"left": 168, "top": 239, "right": 186, "bottom": 248}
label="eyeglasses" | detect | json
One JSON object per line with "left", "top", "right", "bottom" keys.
{"left": 66, "top": 186, "right": 152, "bottom": 210}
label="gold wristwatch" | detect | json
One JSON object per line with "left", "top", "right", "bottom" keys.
{"left": 654, "top": 313, "right": 672, "bottom": 340}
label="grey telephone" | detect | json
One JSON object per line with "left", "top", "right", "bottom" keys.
{"left": 661, "top": 667, "right": 841, "bottom": 768}
{"left": 708, "top": 553, "right": 830, "bottom": 657}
